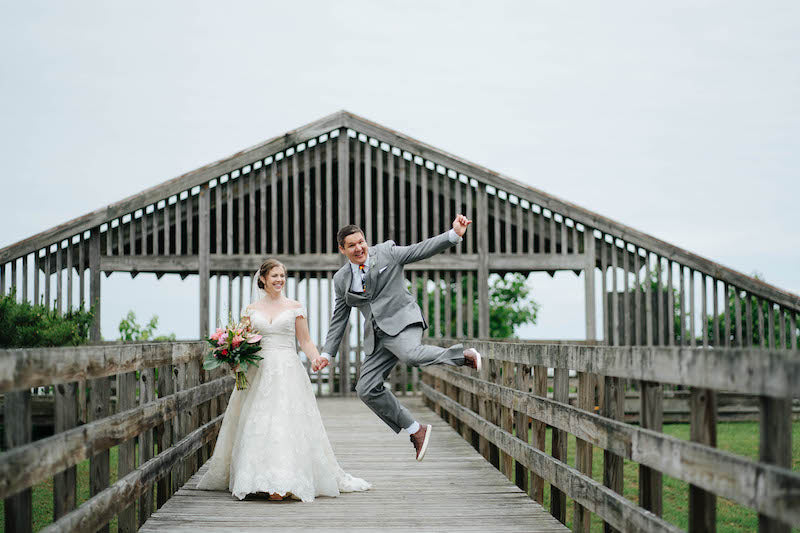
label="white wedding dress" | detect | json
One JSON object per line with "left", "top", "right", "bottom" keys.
{"left": 196, "top": 305, "right": 370, "bottom": 501}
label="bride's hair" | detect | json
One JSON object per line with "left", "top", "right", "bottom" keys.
{"left": 257, "top": 258, "right": 287, "bottom": 289}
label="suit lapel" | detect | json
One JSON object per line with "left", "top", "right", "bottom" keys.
{"left": 366, "top": 252, "right": 379, "bottom": 295}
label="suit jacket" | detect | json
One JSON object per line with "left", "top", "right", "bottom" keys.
{"left": 322, "top": 231, "right": 458, "bottom": 356}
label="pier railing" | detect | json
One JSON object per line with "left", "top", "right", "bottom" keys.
{"left": 0, "top": 341, "right": 230, "bottom": 533}
{"left": 422, "top": 339, "right": 800, "bottom": 532}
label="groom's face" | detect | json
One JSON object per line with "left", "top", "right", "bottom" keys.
{"left": 339, "top": 232, "right": 368, "bottom": 265}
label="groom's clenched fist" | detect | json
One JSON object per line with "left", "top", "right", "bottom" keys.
{"left": 452, "top": 214, "right": 472, "bottom": 237}
{"left": 311, "top": 356, "right": 329, "bottom": 372}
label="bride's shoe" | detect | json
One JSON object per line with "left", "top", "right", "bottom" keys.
{"left": 268, "top": 493, "right": 285, "bottom": 501}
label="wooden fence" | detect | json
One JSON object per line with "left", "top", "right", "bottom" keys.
{"left": 422, "top": 339, "right": 800, "bottom": 533}
{"left": 0, "top": 342, "right": 231, "bottom": 533}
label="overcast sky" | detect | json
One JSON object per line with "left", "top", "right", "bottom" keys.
{"left": 2, "top": 1, "right": 798, "bottom": 341}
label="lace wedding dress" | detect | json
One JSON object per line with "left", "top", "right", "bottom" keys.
{"left": 196, "top": 306, "right": 370, "bottom": 501}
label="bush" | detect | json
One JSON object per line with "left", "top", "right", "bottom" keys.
{"left": 0, "top": 290, "right": 93, "bottom": 348}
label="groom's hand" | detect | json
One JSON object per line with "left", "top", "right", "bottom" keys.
{"left": 452, "top": 214, "right": 472, "bottom": 237}
{"left": 311, "top": 356, "right": 329, "bottom": 372}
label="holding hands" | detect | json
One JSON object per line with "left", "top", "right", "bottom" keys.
{"left": 311, "top": 356, "right": 329, "bottom": 372}
{"left": 452, "top": 214, "right": 472, "bottom": 237}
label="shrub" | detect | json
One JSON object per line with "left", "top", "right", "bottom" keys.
{"left": 0, "top": 291, "right": 93, "bottom": 348}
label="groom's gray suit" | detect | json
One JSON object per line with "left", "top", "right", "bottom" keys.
{"left": 322, "top": 231, "right": 466, "bottom": 433}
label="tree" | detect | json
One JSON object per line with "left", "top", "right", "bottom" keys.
{"left": 118, "top": 311, "right": 176, "bottom": 342}
{"left": 413, "top": 272, "right": 539, "bottom": 339}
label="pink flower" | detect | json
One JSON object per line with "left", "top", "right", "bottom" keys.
{"left": 246, "top": 334, "right": 262, "bottom": 344}
{"left": 231, "top": 335, "right": 244, "bottom": 348}
{"left": 210, "top": 328, "right": 225, "bottom": 341}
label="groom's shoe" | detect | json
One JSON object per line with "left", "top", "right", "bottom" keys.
{"left": 463, "top": 348, "right": 482, "bottom": 372}
{"left": 410, "top": 424, "right": 432, "bottom": 461}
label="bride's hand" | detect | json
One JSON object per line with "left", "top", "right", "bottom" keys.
{"left": 311, "top": 357, "right": 329, "bottom": 372}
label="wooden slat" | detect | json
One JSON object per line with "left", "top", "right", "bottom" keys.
{"left": 3, "top": 390, "right": 32, "bottom": 533}
{"left": 44, "top": 246, "right": 51, "bottom": 309}
{"left": 117, "top": 371, "right": 137, "bottom": 532}
{"left": 138, "top": 368, "right": 156, "bottom": 526}
{"left": 689, "top": 388, "right": 717, "bottom": 533}
{"left": 610, "top": 237, "right": 619, "bottom": 346}
{"left": 690, "top": 269, "right": 696, "bottom": 347}
{"left": 313, "top": 144, "right": 322, "bottom": 252}
{"left": 574, "top": 371, "right": 594, "bottom": 532}
{"left": 702, "top": 275, "right": 709, "bottom": 347}
{"left": 639, "top": 380, "right": 663, "bottom": 517}
{"left": 89, "top": 376, "right": 111, "bottom": 533}
{"left": 622, "top": 241, "right": 630, "bottom": 345}
{"left": 667, "top": 261, "right": 675, "bottom": 346}
{"left": 198, "top": 185, "right": 210, "bottom": 337}
{"left": 725, "top": 282, "right": 732, "bottom": 347}
{"left": 65, "top": 241, "right": 72, "bottom": 310}
{"left": 89, "top": 229, "right": 101, "bottom": 340}
{"left": 767, "top": 302, "right": 775, "bottom": 349}
{"left": 249, "top": 169, "right": 256, "bottom": 255}
{"left": 53, "top": 382, "right": 78, "bottom": 520}
{"left": 364, "top": 139, "right": 373, "bottom": 241}
{"left": 601, "top": 238, "right": 609, "bottom": 342}
{"left": 735, "top": 287, "right": 743, "bottom": 347}
{"left": 292, "top": 151, "right": 301, "bottom": 254}
{"left": 477, "top": 185, "right": 490, "bottom": 337}
{"left": 585, "top": 231, "right": 596, "bottom": 341}
{"left": 337, "top": 130, "right": 349, "bottom": 231}
{"left": 34, "top": 251, "right": 40, "bottom": 307}
{"left": 260, "top": 162, "right": 268, "bottom": 254}
{"left": 745, "top": 291, "right": 753, "bottom": 348}
{"left": 270, "top": 161, "right": 278, "bottom": 254}
{"left": 550, "top": 364, "right": 569, "bottom": 524}
{"left": 602, "top": 374, "right": 624, "bottom": 533}
{"left": 531, "top": 363, "right": 547, "bottom": 503}
{"left": 56, "top": 243, "right": 63, "bottom": 314}
{"left": 759, "top": 395, "right": 792, "bottom": 533}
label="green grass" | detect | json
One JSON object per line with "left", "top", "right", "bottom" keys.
{"left": 511, "top": 421, "right": 800, "bottom": 532}
{"left": 1, "top": 446, "right": 122, "bottom": 533}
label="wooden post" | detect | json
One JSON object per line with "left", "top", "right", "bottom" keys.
{"left": 574, "top": 370, "right": 595, "bottom": 532}
{"left": 337, "top": 128, "right": 350, "bottom": 226}
{"left": 199, "top": 184, "right": 210, "bottom": 338}
{"left": 584, "top": 229, "right": 596, "bottom": 341}
{"left": 531, "top": 362, "right": 547, "bottom": 504}
{"left": 4, "top": 390, "right": 32, "bottom": 533}
{"left": 89, "top": 376, "right": 111, "bottom": 533}
{"left": 689, "top": 388, "right": 717, "bottom": 533}
{"left": 759, "top": 396, "right": 791, "bottom": 533}
{"left": 54, "top": 382, "right": 78, "bottom": 519}
{"left": 550, "top": 360, "right": 569, "bottom": 524}
{"left": 477, "top": 184, "right": 490, "bottom": 338}
{"left": 117, "top": 371, "right": 137, "bottom": 532}
{"left": 89, "top": 227, "right": 101, "bottom": 342}
{"left": 639, "top": 381, "right": 663, "bottom": 516}
{"left": 602, "top": 375, "right": 624, "bottom": 533}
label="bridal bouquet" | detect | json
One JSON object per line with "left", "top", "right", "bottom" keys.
{"left": 203, "top": 320, "right": 263, "bottom": 390}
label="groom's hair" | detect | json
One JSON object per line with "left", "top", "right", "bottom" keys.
{"left": 337, "top": 225, "right": 365, "bottom": 248}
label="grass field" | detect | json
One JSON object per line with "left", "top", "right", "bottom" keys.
{"left": 2, "top": 422, "right": 798, "bottom": 532}
{"left": 533, "top": 421, "right": 800, "bottom": 532}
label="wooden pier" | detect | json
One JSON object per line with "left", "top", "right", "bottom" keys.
{"left": 140, "top": 397, "right": 568, "bottom": 532}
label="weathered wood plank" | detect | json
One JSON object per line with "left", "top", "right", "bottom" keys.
{"left": 639, "top": 381, "right": 663, "bottom": 517}
{"left": 550, "top": 364, "right": 569, "bottom": 524}
{"left": 689, "top": 388, "right": 717, "bottom": 533}
{"left": 139, "top": 367, "right": 156, "bottom": 526}
{"left": 423, "top": 339, "right": 800, "bottom": 398}
{"left": 89, "top": 376, "right": 111, "bottom": 532}
{"left": 759, "top": 395, "right": 792, "bottom": 533}
{"left": 0, "top": 342, "right": 206, "bottom": 393}
{"left": 424, "top": 365, "right": 800, "bottom": 527}
{"left": 117, "top": 371, "right": 137, "bottom": 532}
{"left": 3, "top": 390, "right": 32, "bottom": 533}
{"left": 53, "top": 382, "right": 78, "bottom": 520}
{"left": 42, "top": 414, "right": 224, "bottom": 533}
{"left": 421, "top": 385, "right": 681, "bottom": 533}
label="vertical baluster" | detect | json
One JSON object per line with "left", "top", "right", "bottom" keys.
{"left": 656, "top": 257, "right": 664, "bottom": 346}
{"left": 21, "top": 254, "right": 28, "bottom": 304}
{"left": 689, "top": 387, "right": 717, "bottom": 532}
{"left": 667, "top": 261, "right": 675, "bottom": 346}
{"left": 678, "top": 264, "right": 685, "bottom": 345}
{"left": 434, "top": 271, "right": 442, "bottom": 337}
{"left": 701, "top": 275, "right": 708, "bottom": 347}
{"left": 550, "top": 360, "right": 569, "bottom": 524}
{"left": 724, "top": 283, "right": 732, "bottom": 347}
{"left": 66, "top": 240, "right": 72, "bottom": 311}
{"left": 363, "top": 140, "right": 372, "bottom": 241}
{"left": 56, "top": 241, "right": 63, "bottom": 315}
{"left": 117, "top": 370, "right": 137, "bottom": 531}
{"left": 261, "top": 160, "right": 268, "bottom": 254}
{"left": 767, "top": 301, "right": 776, "bottom": 349}
{"left": 735, "top": 287, "right": 743, "bottom": 347}
{"left": 138, "top": 368, "right": 155, "bottom": 525}
{"left": 175, "top": 197, "right": 182, "bottom": 256}
{"left": 292, "top": 152, "right": 301, "bottom": 254}
{"left": 602, "top": 373, "right": 625, "bottom": 533}
{"left": 601, "top": 236, "right": 609, "bottom": 342}
{"left": 44, "top": 246, "right": 51, "bottom": 310}
{"left": 89, "top": 375, "right": 111, "bottom": 532}
{"left": 610, "top": 238, "right": 619, "bottom": 346}
{"left": 531, "top": 361, "right": 547, "bottom": 504}
{"left": 575, "top": 368, "right": 595, "bottom": 532}
{"left": 645, "top": 251, "right": 654, "bottom": 346}
{"left": 249, "top": 169, "right": 257, "bottom": 255}
{"left": 757, "top": 297, "right": 766, "bottom": 348}
{"left": 314, "top": 144, "right": 322, "bottom": 252}
{"left": 622, "top": 241, "right": 630, "bottom": 345}
{"left": 3, "top": 389, "right": 32, "bottom": 533}
{"left": 271, "top": 162, "right": 278, "bottom": 254}
{"left": 398, "top": 155, "right": 407, "bottom": 244}
{"left": 779, "top": 307, "right": 787, "bottom": 349}
{"left": 713, "top": 279, "right": 721, "bottom": 346}
{"left": 633, "top": 247, "right": 641, "bottom": 345}
{"left": 387, "top": 148, "right": 395, "bottom": 242}
{"left": 745, "top": 292, "right": 753, "bottom": 348}
{"left": 54, "top": 381, "right": 78, "bottom": 520}
{"left": 34, "top": 251, "right": 41, "bottom": 306}
{"left": 690, "top": 269, "right": 696, "bottom": 347}
{"left": 376, "top": 143, "right": 385, "bottom": 242}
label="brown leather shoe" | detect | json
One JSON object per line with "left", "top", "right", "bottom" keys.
{"left": 410, "top": 424, "right": 432, "bottom": 461}
{"left": 463, "top": 348, "right": 482, "bottom": 371}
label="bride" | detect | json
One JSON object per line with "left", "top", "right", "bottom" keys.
{"left": 197, "top": 258, "right": 370, "bottom": 501}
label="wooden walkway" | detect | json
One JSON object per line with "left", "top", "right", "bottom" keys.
{"left": 140, "top": 397, "right": 568, "bottom": 532}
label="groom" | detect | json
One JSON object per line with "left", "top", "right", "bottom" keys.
{"left": 312, "top": 215, "right": 482, "bottom": 461}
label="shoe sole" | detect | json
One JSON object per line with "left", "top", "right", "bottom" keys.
{"left": 474, "top": 351, "right": 482, "bottom": 372}
{"left": 417, "top": 424, "right": 432, "bottom": 461}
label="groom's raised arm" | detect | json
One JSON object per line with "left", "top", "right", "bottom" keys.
{"left": 320, "top": 282, "right": 350, "bottom": 360}
{"left": 391, "top": 214, "right": 471, "bottom": 265}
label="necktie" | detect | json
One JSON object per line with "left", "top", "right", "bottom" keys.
{"left": 358, "top": 264, "right": 366, "bottom": 292}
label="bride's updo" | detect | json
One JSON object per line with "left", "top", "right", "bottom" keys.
{"left": 257, "top": 258, "right": 286, "bottom": 289}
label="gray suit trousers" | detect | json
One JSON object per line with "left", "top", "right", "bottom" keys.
{"left": 355, "top": 324, "right": 465, "bottom": 433}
